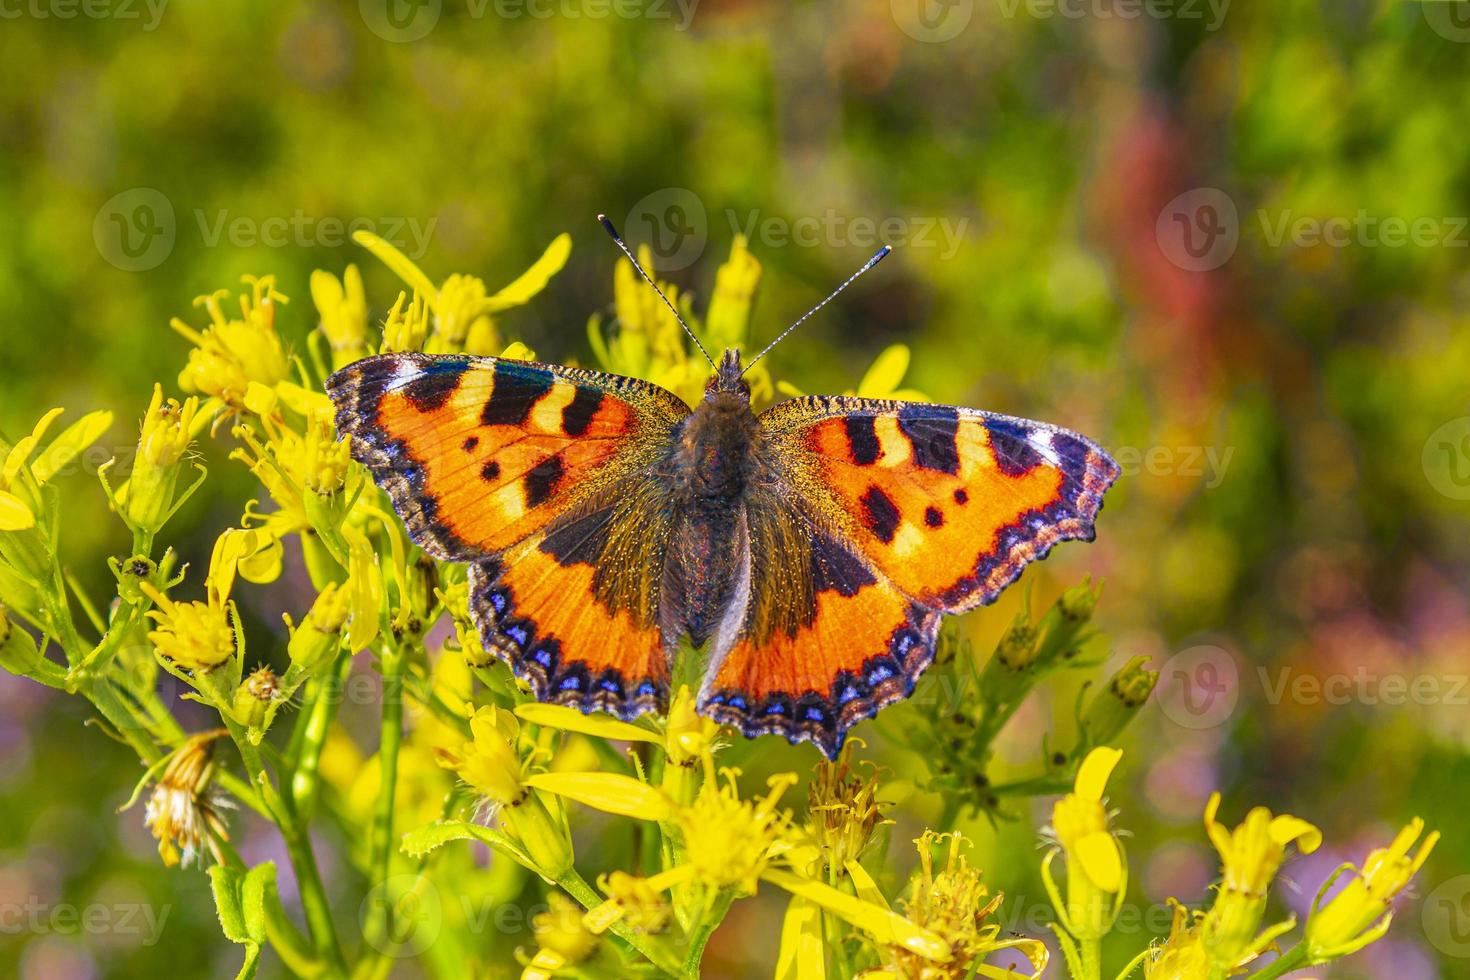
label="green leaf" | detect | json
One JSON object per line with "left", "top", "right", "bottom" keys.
{"left": 400, "top": 820, "right": 532, "bottom": 866}
{"left": 208, "top": 865, "right": 250, "bottom": 944}
{"left": 241, "top": 862, "right": 277, "bottom": 943}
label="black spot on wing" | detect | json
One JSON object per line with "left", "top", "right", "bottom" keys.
{"left": 810, "top": 534, "right": 878, "bottom": 597}
{"left": 402, "top": 357, "right": 470, "bottom": 412}
{"left": 843, "top": 415, "right": 881, "bottom": 465}
{"left": 525, "top": 455, "right": 565, "bottom": 508}
{"left": 481, "top": 365, "right": 554, "bottom": 427}
{"left": 925, "top": 506, "right": 944, "bottom": 527}
{"left": 481, "top": 460, "right": 501, "bottom": 482}
{"left": 984, "top": 419, "right": 1044, "bottom": 477}
{"left": 860, "top": 486, "right": 901, "bottom": 544}
{"left": 562, "top": 386, "right": 604, "bottom": 437}
{"left": 898, "top": 406, "right": 960, "bottom": 474}
{"left": 954, "top": 488, "right": 968, "bottom": 504}
{"left": 463, "top": 436, "right": 479, "bottom": 452}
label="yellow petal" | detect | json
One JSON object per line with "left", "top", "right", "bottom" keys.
{"left": 1074, "top": 830, "right": 1123, "bottom": 892}
{"left": 0, "top": 490, "right": 35, "bottom": 530}
{"left": 354, "top": 230, "right": 440, "bottom": 305}
{"left": 1075, "top": 746, "right": 1123, "bottom": 802}
{"left": 843, "top": 860, "right": 891, "bottom": 911}
{"left": 856, "top": 344, "right": 910, "bottom": 398}
{"left": 761, "top": 868, "right": 951, "bottom": 962}
{"left": 3, "top": 407, "right": 64, "bottom": 485}
{"left": 775, "top": 897, "right": 826, "bottom": 980}
{"left": 31, "top": 410, "right": 112, "bottom": 485}
{"left": 485, "top": 233, "right": 572, "bottom": 312}
{"left": 524, "top": 772, "right": 673, "bottom": 821}
{"left": 514, "top": 703, "right": 661, "bottom": 744}
{"left": 1269, "top": 814, "right": 1323, "bottom": 854}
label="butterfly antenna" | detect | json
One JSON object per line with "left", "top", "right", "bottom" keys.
{"left": 742, "top": 244, "right": 892, "bottom": 375}
{"left": 597, "top": 214, "right": 716, "bottom": 369}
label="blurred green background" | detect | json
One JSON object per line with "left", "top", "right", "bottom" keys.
{"left": 3, "top": 0, "right": 1470, "bottom": 976}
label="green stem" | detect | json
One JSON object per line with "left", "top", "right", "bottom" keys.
{"left": 683, "top": 888, "right": 735, "bottom": 976}
{"left": 223, "top": 717, "right": 347, "bottom": 977}
{"left": 290, "top": 655, "right": 350, "bottom": 821}
{"left": 366, "top": 643, "right": 406, "bottom": 964}
{"left": 1081, "top": 937, "right": 1102, "bottom": 980}
{"left": 1246, "top": 947, "right": 1311, "bottom": 980}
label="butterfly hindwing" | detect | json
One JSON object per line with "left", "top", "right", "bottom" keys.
{"left": 328, "top": 353, "right": 689, "bottom": 718}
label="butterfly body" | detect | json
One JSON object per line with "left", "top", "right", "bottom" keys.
{"left": 328, "top": 346, "right": 1119, "bottom": 757}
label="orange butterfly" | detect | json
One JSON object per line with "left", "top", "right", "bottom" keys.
{"left": 327, "top": 221, "right": 1119, "bottom": 757}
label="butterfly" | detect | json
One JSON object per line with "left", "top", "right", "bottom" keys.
{"left": 326, "top": 221, "right": 1119, "bottom": 758}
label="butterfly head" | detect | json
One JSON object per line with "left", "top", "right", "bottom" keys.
{"left": 706, "top": 347, "right": 751, "bottom": 402}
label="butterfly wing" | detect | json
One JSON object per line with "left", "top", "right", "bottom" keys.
{"left": 699, "top": 395, "right": 1119, "bottom": 756}
{"left": 328, "top": 353, "right": 689, "bottom": 717}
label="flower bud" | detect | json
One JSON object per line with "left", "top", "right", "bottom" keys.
{"left": 286, "top": 583, "right": 350, "bottom": 676}
{"left": 125, "top": 385, "right": 199, "bottom": 534}
{"left": 232, "top": 666, "right": 280, "bottom": 731}
{"left": 1081, "top": 656, "right": 1158, "bottom": 746}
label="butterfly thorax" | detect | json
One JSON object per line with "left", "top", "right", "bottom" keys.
{"left": 664, "top": 361, "right": 764, "bottom": 645}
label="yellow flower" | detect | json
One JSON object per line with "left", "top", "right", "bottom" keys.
{"left": 678, "top": 768, "right": 796, "bottom": 894}
{"left": 529, "top": 891, "right": 600, "bottom": 965}
{"left": 1044, "top": 746, "right": 1127, "bottom": 941}
{"left": 142, "top": 586, "right": 237, "bottom": 672}
{"left": 866, "top": 832, "right": 1047, "bottom": 980}
{"left": 354, "top": 229, "right": 570, "bottom": 355}
{"left": 172, "top": 277, "right": 291, "bottom": 408}
{"left": 1144, "top": 901, "right": 1211, "bottom": 980}
{"left": 138, "top": 731, "right": 231, "bottom": 867}
{"left": 590, "top": 871, "right": 672, "bottom": 936}
{"left": 296, "top": 408, "right": 350, "bottom": 496}
{"left": 1304, "top": 818, "right": 1438, "bottom": 961}
{"left": 436, "top": 706, "right": 573, "bottom": 878}
{"left": 1199, "top": 792, "right": 1321, "bottom": 970}
{"left": 310, "top": 264, "right": 369, "bottom": 369}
